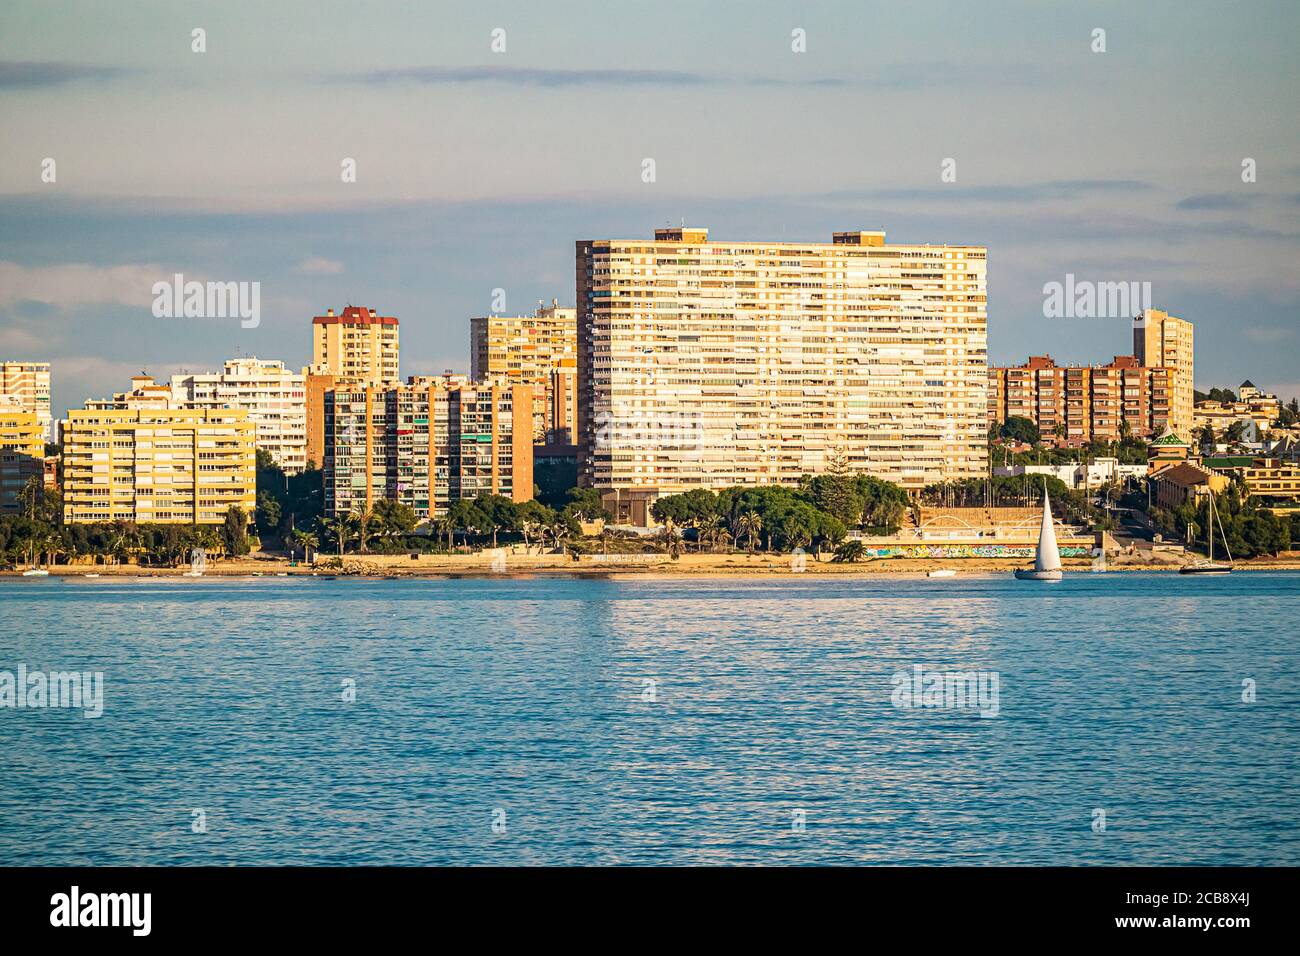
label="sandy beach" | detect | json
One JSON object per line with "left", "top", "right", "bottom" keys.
{"left": 7, "top": 550, "right": 1300, "bottom": 577}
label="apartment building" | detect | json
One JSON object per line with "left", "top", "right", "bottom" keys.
{"left": 303, "top": 364, "right": 339, "bottom": 470}
{"left": 469, "top": 300, "right": 577, "bottom": 442}
{"left": 988, "top": 355, "right": 1173, "bottom": 446}
{"left": 1134, "top": 308, "right": 1194, "bottom": 436}
{"left": 0, "top": 361, "right": 52, "bottom": 443}
{"left": 548, "top": 359, "right": 578, "bottom": 445}
{"left": 171, "top": 358, "right": 307, "bottom": 473}
{"left": 575, "top": 227, "right": 988, "bottom": 523}
{"left": 61, "top": 407, "right": 256, "bottom": 525}
{"left": 323, "top": 379, "right": 532, "bottom": 519}
{"left": 0, "top": 410, "right": 44, "bottom": 514}
{"left": 311, "top": 305, "right": 399, "bottom": 384}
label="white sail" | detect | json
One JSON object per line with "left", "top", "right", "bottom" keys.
{"left": 1035, "top": 487, "right": 1061, "bottom": 571}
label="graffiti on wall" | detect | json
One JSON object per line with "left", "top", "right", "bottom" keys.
{"left": 866, "top": 544, "right": 1092, "bottom": 559}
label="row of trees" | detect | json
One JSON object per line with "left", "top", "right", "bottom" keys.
{"left": 649, "top": 472, "right": 911, "bottom": 555}
{"left": 0, "top": 478, "right": 252, "bottom": 568}
{"left": 991, "top": 417, "right": 1150, "bottom": 465}
{"left": 302, "top": 488, "right": 611, "bottom": 557}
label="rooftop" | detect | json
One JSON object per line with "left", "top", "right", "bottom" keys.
{"left": 312, "top": 305, "right": 398, "bottom": 326}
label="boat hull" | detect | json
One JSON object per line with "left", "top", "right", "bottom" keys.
{"left": 1014, "top": 568, "right": 1063, "bottom": 582}
{"left": 1178, "top": 564, "right": 1232, "bottom": 575}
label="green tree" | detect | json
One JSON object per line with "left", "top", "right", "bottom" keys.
{"left": 255, "top": 491, "right": 282, "bottom": 537}
{"left": 832, "top": 540, "right": 866, "bottom": 563}
{"left": 516, "top": 500, "right": 556, "bottom": 551}
{"left": 563, "top": 487, "right": 612, "bottom": 522}
{"left": 998, "top": 416, "right": 1041, "bottom": 446}
{"left": 222, "top": 506, "right": 250, "bottom": 556}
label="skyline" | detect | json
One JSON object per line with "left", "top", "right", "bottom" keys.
{"left": 2, "top": 0, "right": 1298, "bottom": 416}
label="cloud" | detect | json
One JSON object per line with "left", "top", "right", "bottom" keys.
{"left": 296, "top": 256, "right": 344, "bottom": 275}
{"left": 807, "top": 180, "right": 1154, "bottom": 208}
{"left": 0, "top": 261, "right": 167, "bottom": 308}
{"left": 1176, "top": 194, "right": 1252, "bottom": 211}
{"left": 350, "top": 66, "right": 716, "bottom": 88}
{"left": 1242, "top": 325, "right": 1294, "bottom": 345}
{"left": 339, "top": 62, "right": 1053, "bottom": 91}
{"left": 0, "top": 61, "right": 129, "bottom": 88}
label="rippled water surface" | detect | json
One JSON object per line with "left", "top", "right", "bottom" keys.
{"left": 1, "top": 572, "right": 1297, "bottom": 865}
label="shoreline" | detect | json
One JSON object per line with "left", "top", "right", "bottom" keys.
{"left": 5, "top": 553, "right": 1300, "bottom": 578}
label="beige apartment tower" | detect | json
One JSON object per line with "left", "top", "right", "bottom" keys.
{"left": 470, "top": 300, "right": 577, "bottom": 442}
{"left": 576, "top": 227, "right": 988, "bottom": 523}
{"left": 311, "top": 305, "right": 399, "bottom": 385}
{"left": 1134, "top": 308, "right": 1194, "bottom": 437}
{"left": 61, "top": 407, "right": 256, "bottom": 525}
{"left": 0, "top": 361, "right": 52, "bottom": 443}
{"left": 0, "top": 410, "right": 44, "bottom": 514}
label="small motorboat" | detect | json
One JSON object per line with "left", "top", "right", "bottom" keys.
{"left": 20, "top": 568, "right": 49, "bottom": 577}
{"left": 927, "top": 569, "right": 957, "bottom": 578}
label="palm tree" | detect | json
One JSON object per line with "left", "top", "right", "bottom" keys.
{"left": 352, "top": 508, "right": 372, "bottom": 553}
{"left": 292, "top": 529, "right": 319, "bottom": 563}
{"left": 432, "top": 514, "right": 455, "bottom": 552}
{"left": 697, "top": 514, "right": 722, "bottom": 553}
{"left": 734, "top": 511, "right": 762, "bottom": 553}
{"left": 656, "top": 522, "right": 683, "bottom": 559}
{"left": 319, "top": 515, "right": 350, "bottom": 557}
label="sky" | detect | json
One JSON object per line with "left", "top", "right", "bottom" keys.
{"left": 1, "top": 0, "right": 1298, "bottom": 418}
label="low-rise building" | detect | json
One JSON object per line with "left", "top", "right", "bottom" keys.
{"left": 1206, "top": 456, "right": 1300, "bottom": 506}
{"left": 1193, "top": 384, "right": 1282, "bottom": 440}
{"left": 1151, "top": 461, "right": 1229, "bottom": 511}
{"left": 994, "top": 456, "right": 1146, "bottom": 490}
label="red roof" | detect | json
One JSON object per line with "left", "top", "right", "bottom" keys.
{"left": 312, "top": 305, "right": 398, "bottom": 326}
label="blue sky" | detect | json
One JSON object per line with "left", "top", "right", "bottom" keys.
{"left": 2, "top": 0, "right": 1298, "bottom": 416}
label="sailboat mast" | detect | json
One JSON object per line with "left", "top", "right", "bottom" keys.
{"left": 1211, "top": 485, "right": 1233, "bottom": 563}
{"left": 1207, "top": 487, "right": 1213, "bottom": 562}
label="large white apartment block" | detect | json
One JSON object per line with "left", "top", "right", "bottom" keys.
{"left": 171, "top": 358, "right": 307, "bottom": 473}
{"left": 576, "top": 228, "right": 988, "bottom": 524}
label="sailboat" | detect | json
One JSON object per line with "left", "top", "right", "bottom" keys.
{"left": 1179, "top": 484, "right": 1233, "bottom": 575}
{"left": 1014, "top": 485, "right": 1063, "bottom": 582}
